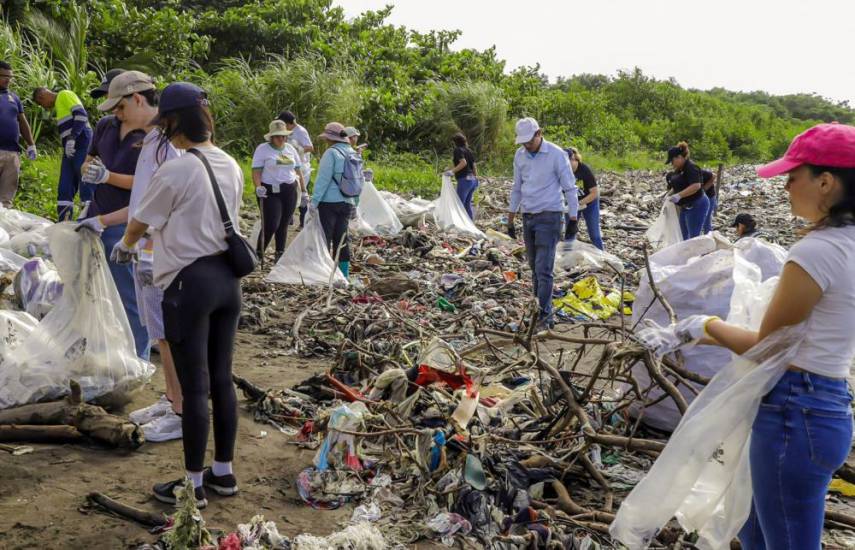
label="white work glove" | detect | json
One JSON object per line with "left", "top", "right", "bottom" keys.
{"left": 84, "top": 159, "right": 110, "bottom": 184}
{"left": 668, "top": 193, "right": 681, "bottom": 204}
{"left": 578, "top": 202, "right": 587, "bottom": 211}
{"left": 308, "top": 202, "right": 318, "bottom": 219}
{"left": 64, "top": 139, "right": 76, "bottom": 158}
{"left": 443, "top": 170, "right": 454, "bottom": 177}
{"left": 255, "top": 186, "right": 268, "bottom": 199}
{"left": 110, "top": 237, "right": 138, "bottom": 265}
{"left": 636, "top": 315, "right": 719, "bottom": 357}
{"left": 137, "top": 248, "right": 154, "bottom": 286}
{"left": 301, "top": 192, "right": 309, "bottom": 207}
{"left": 74, "top": 216, "right": 105, "bottom": 235}
{"left": 26, "top": 145, "right": 37, "bottom": 161}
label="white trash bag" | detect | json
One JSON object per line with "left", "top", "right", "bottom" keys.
{"left": 350, "top": 180, "right": 403, "bottom": 237}
{"left": 0, "top": 207, "right": 52, "bottom": 237}
{"left": 646, "top": 200, "right": 683, "bottom": 250}
{"left": 379, "top": 191, "right": 433, "bottom": 227}
{"left": 1, "top": 227, "right": 51, "bottom": 258}
{"left": 0, "top": 310, "right": 38, "bottom": 348}
{"left": 265, "top": 214, "right": 348, "bottom": 286}
{"left": 433, "top": 175, "right": 485, "bottom": 239}
{"left": 0, "top": 248, "right": 27, "bottom": 274}
{"left": 0, "top": 224, "right": 154, "bottom": 409}
{"left": 554, "top": 240, "right": 624, "bottom": 273}
{"left": 610, "top": 324, "right": 803, "bottom": 550}
{"left": 14, "top": 258, "right": 63, "bottom": 319}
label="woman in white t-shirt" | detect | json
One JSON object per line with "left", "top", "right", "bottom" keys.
{"left": 115, "top": 83, "right": 244, "bottom": 509}
{"left": 643, "top": 123, "right": 855, "bottom": 549}
{"left": 252, "top": 120, "right": 305, "bottom": 262}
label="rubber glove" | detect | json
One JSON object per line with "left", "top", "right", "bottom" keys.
{"left": 64, "top": 139, "right": 76, "bottom": 158}
{"left": 110, "top": 237, "right": 137, "bottom": 265}
{"left": 75, "top": 216, "right": 105, "bottom": 235}
{"left": 255, "top": 186, "right": 267, "bottom": 199}
{"left": 636, "top": 315, "right": 719, "bottom": 357}
{"left": 26, "top": 145, "right": 37, "bottom": 161}
{"left": 668, "top": 193, "right": 682, "bottom": 204}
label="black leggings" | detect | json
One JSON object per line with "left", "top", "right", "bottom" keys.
{"left": 257, "top": 183, "right": 298, "bottom": 255}
{"left": 318, "top": 201, "right": 352, "bottom": 262}
{"left": 162, "top": 254, "right": 241, "bottom": 472}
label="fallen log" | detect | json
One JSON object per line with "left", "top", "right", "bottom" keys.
{"left": 85, "top": 492, "right": 167, "bottom": 527}
{"left": 0, "top": 424, "right": 83, "bottom": 443}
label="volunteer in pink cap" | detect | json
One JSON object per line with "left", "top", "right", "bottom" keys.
{"left": 634, "top": 123, "right": 855, "bottom": 549}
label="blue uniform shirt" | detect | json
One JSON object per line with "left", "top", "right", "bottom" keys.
{"left": 0, "top": 90, "right": 23, "bottom": 153}
{"left": 87, "top": 115, "right": 146, "bottom": 216}
{"left": 510, "top": 139, "right": 578, "bottom": 217}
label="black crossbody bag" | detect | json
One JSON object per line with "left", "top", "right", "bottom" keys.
{"left": 188, "top": 148, "right": 258, "bottom": 278}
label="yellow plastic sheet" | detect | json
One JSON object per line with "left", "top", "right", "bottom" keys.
{"left": 829, "top": 478, "right": 855, "bottom": 497}
{"left": 553, "top": 277, "right": 634, "bottom": 320}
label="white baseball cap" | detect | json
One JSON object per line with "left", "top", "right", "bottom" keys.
{"left": 515, "top": 117, "right": 540, "bottom": 144}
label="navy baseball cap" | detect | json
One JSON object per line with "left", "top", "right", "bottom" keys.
{"left": 665, "top": 146, "right": 683, "bottom": 164}
{"left": 90, "top": 68, "right": 125, "bottom": 99}
{"left": 152, "top": 82, "right": 208, "bottom": 123}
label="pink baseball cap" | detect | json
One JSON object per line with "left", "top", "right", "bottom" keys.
{"left": 757, "top": 122, "right": 855, "bottom": 178}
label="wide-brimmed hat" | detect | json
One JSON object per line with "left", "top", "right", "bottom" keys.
{"left": 97, "top": 70, "right": 155, "bottom": 111}
{"left": 318, "top": 122, "right": 349, "bottom": 143}
{"left": 264, "top": 120, "right": 293, "bottom": 141}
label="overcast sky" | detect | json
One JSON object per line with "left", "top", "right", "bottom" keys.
{"left": 334, "top": 0, "right": 855, "bottom": 106}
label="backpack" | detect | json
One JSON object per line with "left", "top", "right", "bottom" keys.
{"left": 331, "top": 148, "right": 365, "bottom": 197}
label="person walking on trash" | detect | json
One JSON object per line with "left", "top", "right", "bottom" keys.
{"left": 564, "top": 147, "right": 604, "bottom": 250}
{"left": 507, "top": 117, "right": 577, "bottom": 329}
{"left": 252, "top": 120, "right": 306, "bottom": 263}
{"left": 700, "top": 167, "right": 717, "bottom": 233}
{"left": 117, "top": 82, "right": 245, "bottom": 509}
{"left": 444, "top": 132, "right": 479, "bottom": 220}
{"left": 631, "top": 123, "right": 855, "bottom": 550}
{"left": 32, "top": 85, "right": 93, "bottom": 221}
{"left": 664, "top": 141, "right": 710, "bottom": 240}
{"left": 311, "top": 122, "right": 362, "bottom": 279}
{"left": 278, "top": 110, "right": 314, "bottom": 229}
{"left": 0, "top": 60, "right": 37, "bottom": 208}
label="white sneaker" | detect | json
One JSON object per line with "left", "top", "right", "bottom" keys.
{"left": 142, "top": 411, "right": 183, "bottom": 442}
{"left": 129, "top": 395, "right": 172, "bottom": 425}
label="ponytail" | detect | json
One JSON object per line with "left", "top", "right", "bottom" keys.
{"left": 676, "top": 141, "right": 690, "bottom": 158}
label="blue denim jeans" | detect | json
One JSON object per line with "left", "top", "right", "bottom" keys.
{"left": 522, "top": 211, "right": 562, "bottom": 322}
{"left": 703, "top": 195, "right": 717, "bottom": 234}
{"left": 57, "top": 129, "right": 93, "bottom": 221}
{"left": 678, "top": 193, "right": 709, "bottom": 240}
{"left": 738, "top": 370, "right": 853, "bottom": 550}
{"left": 582, "top": 199, "right": 604, "bottom": 250}
{"left": 101, "top": 224, "right": 150, "bottom": 360}
{"left": 455, "top": 175, "right": 478, "bottom": 220}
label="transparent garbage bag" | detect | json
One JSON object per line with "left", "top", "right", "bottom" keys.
{"left": 349, "top": 180, "right": 403, "bottom": 237}
{"left": 0, "top": 248, "right": 27, "bottom": 274}
{"left": 0, "top": 207, "right": 52, "bottom": 237}
{"left": 265, "top": 214, "right": 348, "bottom": 286}
{"left": 1, "top": 227, "right": 51, "bottom": 258}
{"left": 0, "top": 224, "right": 154, "bottom": 409}
{"left": 13, "top": 258, "right": 64, "bottom": 319}
{"left": 0, "top": 226, "right": 8, "bottom": 245}
{"left": 0, "top": 310, "right": 38, "bottom": 348}
{"left": 554, "top": 239, "right": 624, "bottom": 274}
{"left": 433, "top": 175, "right": 485, "bottom": 239}
{"left": 378, "top": 190, "right": 433, "bottom": 227}
{"left": 610, "top": 323, "right": 804, "bottom": 550}
{"left": 645, "top": 200, "right": 683, "bottom": 250}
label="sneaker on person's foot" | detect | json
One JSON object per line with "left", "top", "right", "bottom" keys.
{"left": 153, "top": 479, "right": 207, "bottom": 508}
{"left": 203, "top": 468, "right": 239, "bottom": 496}
{"left": 129, "top": 395, "right": 172, "bottom": 425}
{"left": 141, "top": 411, "right": 182, "bottom": 442}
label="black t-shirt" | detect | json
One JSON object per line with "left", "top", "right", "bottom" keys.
{"left": 668, "top": 160, "right": 704, "bottom": 206}
{"left": 701, "top": 169, "right": 715, "bottom": 198}
{"left": 574, "top": 162, "right": 597, "bottom": 199}
{"left": 453, "top": 146, "right": 476, "bottom": 177}
{"left": 87, "top": 116, "right": 146, "bottom": 216}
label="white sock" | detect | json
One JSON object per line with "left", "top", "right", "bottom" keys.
{"left": 187, "top": 471, "right": 203, "bottom": 488}
{"left": 212, "top": 461, "right": 233, "bottom": 477}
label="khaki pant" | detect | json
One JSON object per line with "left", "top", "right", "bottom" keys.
{"left": 0, "top": 150, "right": 21, "bottom": 207}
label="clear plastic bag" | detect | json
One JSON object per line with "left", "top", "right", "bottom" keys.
{"left": 0, "top": 207, "right": 52, "bottom": 237}
{"left": 645, "top": 200, "right": 683, "bottom": 250}
{"left": 0, "top": 310, "right": 38, "bottom": 348}
{"left": 265, "top": 214, "right": 348, "bottom": 286}
{"left": 554, "top": 239, "right": 624, "bottom": 273}
{"left": 433, "top": 175, "right": 485, "bottom": 239}
{"left": 378, "top": 190, "right": 433, "bottom": 227}
{"left": 1, "top": 228, "right": 50, "bottom": 258}
{"left": 610, "top": 324, "right": 804, "bottom": 550}
{"left": 0, "top": 248, "right": 27, "bottom": 274}
{"left": 13, "top": 258, "right": 63, "bottom": 319}
{"left": 0, "top": 224, "right": 154, "bottom": 408}
{"left": 350, "top": 180, "right": 403, "bottom": 237}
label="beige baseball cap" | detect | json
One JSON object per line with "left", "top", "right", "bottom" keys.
{"left": 97, "top": 70, "right": 155, "bottom": 112}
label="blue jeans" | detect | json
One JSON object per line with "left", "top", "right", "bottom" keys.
{"left": 582, "top": 199, "right": 604, "bottom": 250}
{"left": 738, "top": 371, "right": 853, "bottom": 550}
{"left": 703, "top": 195, "right": 717, "bottom": 234}
{"left": 678, "top": 193, "right": 709, "bottom": 240}
{"left": 101, "top": 224, "right": 150, "bottom": 360}
{"left": 522, "top": 212, "right": 561, "bottom": 322}
{"left": 455, "top": 175, "right": 478, "bottom": 220}
{"left": 58, "top": 129, "right": 93, "bottom": 221}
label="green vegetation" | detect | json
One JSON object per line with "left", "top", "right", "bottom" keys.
{"left": 3, "top": 0, "right": 854, "bottom": 217}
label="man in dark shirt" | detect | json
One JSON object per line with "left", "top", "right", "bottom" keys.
{"left": 701, "top": 169, "right": 716, "bottom": 233}
{"left": 0, "top": 61, "right": 36, "bottom": 207}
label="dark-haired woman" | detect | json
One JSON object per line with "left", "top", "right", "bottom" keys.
{"left": 75, "top": 71, "right": 156, "bottom": 360}
{"left": 665, "top": 141, "right": 710, "bottom": 240}
{"left": 447, "top": 133, "right": 478, "bottom": 219}
{"left": 565, "top": 147, "right": 604, "bottom": 249}
{"left": 118, "top": 83, "right": 244, "bottom": 508}
{"left": 651, "top": 123, "right": 855, "bottom": 549}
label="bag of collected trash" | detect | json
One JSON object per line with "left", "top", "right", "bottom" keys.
{"left": 554, "top": 239, "right": 623, "bottom": 273}
{"left": 0, "top": 310, "right": 38, "bottom": 348}
{"left": 645, "top": 200, "right": 682, "bottom": 250}
{"left": 433, "top": 175, "right": 485, "bottom": 239}
{"left": 13, "top": 258, "right": 64, "bottom": 319}
{"left": 0, "top": 207, "right": 52, "bottom": 237}
{"left": 0, "top": 248, "right": 27, "bottom": 274}
{"left": 610, "top": 323, "right": 804, "bottom": 550}
{"left": 0, "top": 226, "right": 8, "bottom": 246}
{"left": 314, "top": 402, "right": 368, "bottom": 471}
{"left": 349, "top": 180, "right": 403, "bottom": 237}
{"left": 1, "top": 227, "right": 50, "bottom": 258}
{"left": 379, "top": 191, "right": 433, "bottom": 227}
{"left": 0, "top": 224, "right": 154, "bottom": 409}
{"left": 265, "top": 214, "right": 348, "bottom": 286}
{"left": 627, "top": 233, "right": 785, "bottom": 431}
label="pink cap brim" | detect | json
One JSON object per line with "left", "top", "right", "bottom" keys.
{"left": 756, "top": 157, "right": 802, "bottom": 178}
